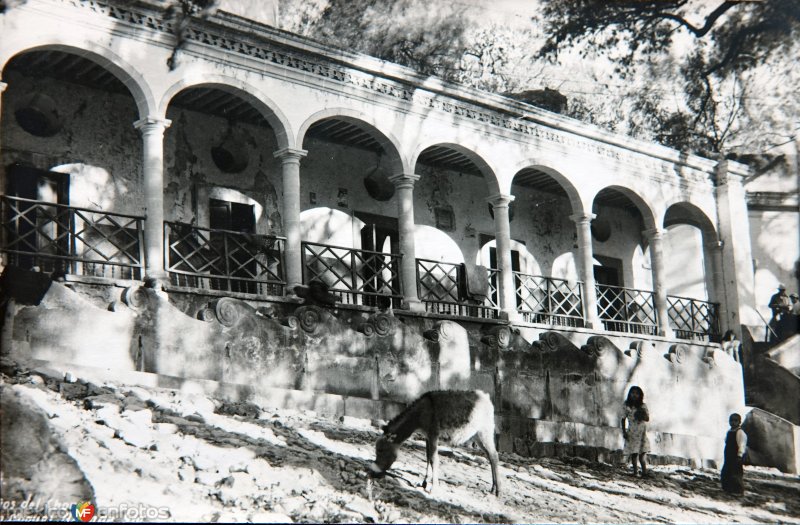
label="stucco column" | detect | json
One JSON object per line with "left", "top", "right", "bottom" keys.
{"left": 644, "top": 227, "right": 674, "bottom": 338}
{"left": 134, "top": 117, "right": 171, "bottom": 282}
{"left": 569, "top": 213, "right": 601, "bottom": 329}
{"left": 0, "top": 82, "right": 7, "bottom": 195}
{"left": 487, "top": 193, "right": 519, "bottom": 321}
{"left": 716, "top": 161, "right": 758, "bottom": 338}
{"left": 705, "top": 239, "right": 730, "bottom": 336}
{"left": 273, "top": 148, "right": 307, "bottom": 294}
{"left": 0, "top": 81, "right": 7, "bottom": 270}
{"left": 388, "top": 173, "right": 423, "bottom": 312}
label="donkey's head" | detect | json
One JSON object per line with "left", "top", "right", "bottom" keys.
{"left": 367, "top": 431, "right": 399, "bottom": 478}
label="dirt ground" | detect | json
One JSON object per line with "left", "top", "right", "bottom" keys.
{"left": 1, "top": 363, "right": 798, "bottom": 524}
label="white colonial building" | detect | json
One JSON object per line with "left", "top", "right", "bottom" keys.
{"left": 3, "top": 0, "right": 794, "bottom": 470}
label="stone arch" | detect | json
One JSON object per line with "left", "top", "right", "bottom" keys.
{"left": 509, "top": 160, "right": 584, "bottom": 215}
{"left": 410, "top": 141, "right": 500, "bottom": 196}
{"left": 1, "top": 42, "right": 155, "bottom": 119}
{"left": 159, "top": 75, "right": 293, "bottom": 150}
{"left": 297, "top": 108, "right": 407, "bottom": 175}
{"left": 662, "top": 201, "right": 720, "bottom": 302}
{"left": 663, "top": 201, "right": 718, "bottom": 241}
{"left": 590, "top": 185, "right": 658, "bottom": 231}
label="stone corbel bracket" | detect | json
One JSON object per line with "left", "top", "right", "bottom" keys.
{"left": 625, "top": 341, "right": 647, "bottom": 360}
{"left": 581, "top": 336, "right": 619, "bottom": 359}
{"left": 120, "top": 285, "right": 150, "bottom": 312}
{"left": 211, "top": 297, "right": 257, "bottom": 328}
{"left": 423, "top": 320, "right": 461, "bottom": 343}
{"left": 291, "top": 305, "right": 335, "bottom": 334}
{"left": 480, "top": 325, "right": 512, "bottom": 350}
{"left": 357, "top": 311, "right": 397, "bottom": 338}
{"left": 530, "top": 331, "right": 576, "bottom": 353}
{"left": 666, "top": 344, "right": 688, "bottom": 364}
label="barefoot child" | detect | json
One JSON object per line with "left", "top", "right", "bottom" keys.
{"left": 720, "top": 413, "right": 747, "bottom": 495}
{"left": 621, "top": 386, "right": 650, "bottom": 477}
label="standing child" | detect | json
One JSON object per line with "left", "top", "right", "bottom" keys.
{"left": 720, "top": 413, "right": 747, "bottom": 495}
{"left": 621, "top": 386, "right": 650, "bottom": 477}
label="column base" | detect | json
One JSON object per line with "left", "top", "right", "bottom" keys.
{"left": 584, "top": 316, "right": 602, "bottom": 330}
{"left": 658, "top": 327, "right": 676, "bottom": 339}
{"left": 500, "top": 309, "right": 521, "bottom": 322}
{"left": 143, "top": 271, "right": 169, "bottom": 290}
{"left": 401, "top": 298, "right": 426, "bottom": 312}
{"left": 284, "top": 282, "right": 305, "bottom": 302}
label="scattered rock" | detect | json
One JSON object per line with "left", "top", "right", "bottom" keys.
{"left": 63, "top": 372, "right": 77, "bottom": 383}
{"left": 185, "top": 413, "right": 205, "bottom": 424}
{"left": 114, "top": 423, "right": 154, "bottom": 449}
{"left": 248, "top": 511, "right": 293, "bottom": 523}
{"left": 215, "top": 400, "right": 261, "bottom": 418}
{"left": 345, "top": 499, "right": 380, "bottom": 522}
{"left": 195, "top": 471, "right": 224, "bottom": 487}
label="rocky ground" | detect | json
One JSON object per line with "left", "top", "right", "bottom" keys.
{"left": 1, "top": 361, "right": 799, "bottom": 524}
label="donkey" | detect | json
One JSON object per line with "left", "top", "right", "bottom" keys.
{"left": 367, "top": 390, "right": 501, "bottom": 496}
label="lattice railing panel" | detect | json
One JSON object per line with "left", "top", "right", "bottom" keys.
{"left": 596, "top": 284, "right": 657, "bottom": 335}
{"left": 417, "top": 259, "right": 499, "bottom": 319}
{"left": 301, "top": 241, "right": 402, "bottom": 307}
{"left": 668, "top": 295, "right": 720, "bottom": 341}
{"left": 166, "top": 222, "right": 285, "bottom": 296}
{"left": 416, "top": 258, "right": 461, "bottom": 303}
{"left": 515, "top": 272, "right": 585, "bottom": 327}
{"left": 1, "top": 195, "right": 144, "bottom": 279}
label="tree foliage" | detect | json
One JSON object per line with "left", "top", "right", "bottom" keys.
{"left": 279, "top": 0, "right": 548, "bottom": 93}
{"left": 538, "top": 0, "right": 800, "bottom": 156}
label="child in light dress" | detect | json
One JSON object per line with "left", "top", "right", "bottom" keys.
{"left": 621, "top": 385, "right": 650, "bottom": 477}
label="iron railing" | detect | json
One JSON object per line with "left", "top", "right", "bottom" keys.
{"left": 1, "top": 195, "right": 144, "bottom": 279}
{"left": 165, "top": 221, "right": 285, "bottom": 296}
{"left": 596, "top": 284, "right": 658, "bottom": 335}
{"left": 485, "top": 267, "right": 500, "bottom": 310}
{"left": 515, "top": 272, "right": 585, "bottom": 327}
{"left": 667, "top": 294, "right": 720, "bottom": 342}
{"left": 301, "top": 241, "right": 402, "bottom": 307}
{"left": 416, "top": 259, "right": 499, "bottom": 319}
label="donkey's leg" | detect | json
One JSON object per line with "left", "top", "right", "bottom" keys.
{"left": 477, "top": 429, "right": 501, "bottom": 496}
{"left": 422, "top": 436, "right": 434, "bottom": 488}
{"left": 424, "top": 434, "right": 440, "bottom": 492}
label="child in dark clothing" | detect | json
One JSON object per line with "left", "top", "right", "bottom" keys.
{"left": 621, "top": 386, "right": 650, "bottom": 477}
{"left": 720, "top": 413, "right": 747, "bottom": 495}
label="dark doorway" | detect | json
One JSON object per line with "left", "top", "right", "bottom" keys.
{"left": 209, "top": 198, "right": 256, "bottom": 293}
{"left": 594, "top": 255, "right": 624, "bottom": 329}
{"left": 487, "top": 245, "right": 522, "bottom": 308}
{"left": 5, "top": 164, "right": 70, "bottom": 273}
{"left": 355, "top": 211, "right": 400, "bottom": 307}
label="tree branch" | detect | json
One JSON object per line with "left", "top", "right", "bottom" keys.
{"left": 659, "top": 1, "right": 739, "bottom": 37}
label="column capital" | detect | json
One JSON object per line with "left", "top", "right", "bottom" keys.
{"left": 643, "top": 227, "right": 665, "bottom": 240}
{"left": 273, "top": 147, "right": 308, "bottom": 161}
{"left": 715, "top": 160, "right": 747, "bottom": 186}
{"left": 569, "top": 212, "right": 596, "bottom": 225}
{"left": 486, "top": 193, "right": 515, "bottom": 208}
{"left": 134, "top": 117, "right": 171, "bottom": 134}
{"left": 388, "top": 172, "right": 421, "bottom": 189}
{"left": 0, "top": 81, "right": 8, "bottom": 93}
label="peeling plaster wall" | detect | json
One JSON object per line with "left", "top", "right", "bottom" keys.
{"left": 1, "top": 73, "right": 143, "bottom": 215}
{"left": 163, "top": 107, "right": 283, "bottom": 236}
{"left": 509, "top": 185, "right": 575, "bottom": 275}
{"left": 592, "top": 204, "right": 649, "bottom": 288}
{"left": 664, "top": 224, "right": 708, "bottom": 300}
